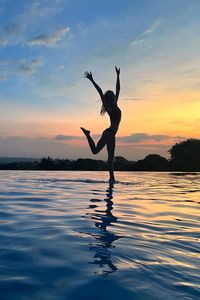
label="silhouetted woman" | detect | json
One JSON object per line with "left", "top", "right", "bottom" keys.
{"left": 81, "top": 67, "right": 121, "bottom": 182}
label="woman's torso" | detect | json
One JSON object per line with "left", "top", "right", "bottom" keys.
{"left": 107, "top": 106, "right": 121, "bottom": 133}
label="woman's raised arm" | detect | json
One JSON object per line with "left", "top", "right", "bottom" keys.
{"left": 84, "top": 71, "right": 104, "bottom": 101}
{"left": 115, "top": 66, "right": 120, "bottom": 102}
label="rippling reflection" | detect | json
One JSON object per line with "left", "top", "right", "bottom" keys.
{"left": 87, "top": 182, "right": 121, "bottom": 275}
{"left": 1, "top": 171, "right": 200, "bottom": 300}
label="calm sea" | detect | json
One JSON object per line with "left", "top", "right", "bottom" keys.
{"left": 0, "top": 171, "right": 200, "bottom": 300}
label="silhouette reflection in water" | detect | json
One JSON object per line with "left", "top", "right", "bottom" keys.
{"left": 87, "top": 182, "right": 121, "bottom": 275}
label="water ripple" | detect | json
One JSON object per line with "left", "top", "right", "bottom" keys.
{"left": 0, "top": 171, "right": 200, "bottom": 300}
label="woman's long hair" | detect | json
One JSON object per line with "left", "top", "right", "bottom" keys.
{"left": 100, "top": 90, "right": 115, "bottom": 116}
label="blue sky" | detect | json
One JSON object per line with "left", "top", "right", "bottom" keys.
{"left": 0, "top": 0, "right": 200, "bottom": 159}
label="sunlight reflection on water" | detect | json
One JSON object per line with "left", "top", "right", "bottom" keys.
{"left": 0, "top": 171, "right": 200, "bottom": 300}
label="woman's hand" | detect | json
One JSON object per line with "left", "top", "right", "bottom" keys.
{"left": 115, "top": 66, "right": 120, "bottom": 75}
{"left": 84, "top": 71, "right": 93, "bottom": 81}
{"left": 84, "top": 71, "right": 103, "bottom": 99}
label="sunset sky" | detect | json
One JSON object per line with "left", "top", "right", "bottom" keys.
{"left": 0, "top": 0, "right": 199, "bottom": 160}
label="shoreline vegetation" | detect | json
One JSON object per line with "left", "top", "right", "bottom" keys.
{"left": 0, "top": 139, "right": 199, "bottom": 172}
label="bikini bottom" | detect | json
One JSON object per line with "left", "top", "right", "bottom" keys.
{"left": 104, "top": 128, "right": 116, "bottom": 134}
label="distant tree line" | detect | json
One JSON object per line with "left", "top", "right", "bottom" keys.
{"left": 0, "top": 139, "right": 199, "bottom": 171}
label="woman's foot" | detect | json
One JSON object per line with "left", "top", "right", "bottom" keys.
{"left": 80, "top": 127, "right": 90, "bottom": 136}
{"left": 109, "top": 177, "right": 116, "bottom": 183}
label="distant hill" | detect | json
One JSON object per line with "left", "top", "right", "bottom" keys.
{"left": 0, "top": 157, "right": 40, "bottom": 163}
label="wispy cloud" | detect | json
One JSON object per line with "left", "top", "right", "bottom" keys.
{"left": 142, "top": 19, "right": 162, "bottom": 35}
{"left": 20, "top": 0, "right": 64, "bottom": 31}
{"left": 0, "top": 23, "right": 23, "bottom": 48}
{"left": 131, "top": 38, "right": 144, "bottom": 47}
{"left": 0, "top": 1, "right": 70, "bottom": 47}
{"left": 3, "top": 22, "right": 23, "bottom": 36}
{"left": 131, "top": 18, "right": 162, "bottom": 48}
{"left": 28, "top": 26, "right": 70, "bottom": 47}
{"left": 123, "top": 97, "right": 141, "bottom": 101}
{"left": 16, "top": 58, "right": 43, "bottom": 75}
{"left": 0, "top": 58, "right": 43, "bottom": 79}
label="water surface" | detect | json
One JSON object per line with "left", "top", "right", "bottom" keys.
{"left": 0, "top": 171, "right": 200, "bottom": 300}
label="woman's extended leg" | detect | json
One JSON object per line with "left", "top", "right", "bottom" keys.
{"left": 81, "top": 127, "right": 106, "bottom": 154}
{"left": 106, "top": 134, "right": 116, "bottom": 181}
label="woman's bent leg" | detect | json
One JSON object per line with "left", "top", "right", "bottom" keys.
{"left": 81, "top": 128, "right": 116, "bottom": 181}
{"left": 81, "top": 128, "right": 106, "bottom": 154}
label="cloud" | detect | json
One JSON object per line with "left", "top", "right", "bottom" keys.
{"left": 117, "top": 133, "right": 185, "bottom": 144}
{"left": 0, "top": 135, "right": 172, "bottom": 160}
{"left": 3, "top": 22, "right": 23, "bottom": 36}
{"left": 20, "top": 0, "right": 63, "bottom": 30}
{"left": 0, "top": 37, "right": 8, "bottom": 47}
{"left": 57, "top": 65, "right": 65, "bottom": 70}
{"left": 54, "top": 133, "right": 186, "bottom": 145}
{"left": 131, "top": 18, "right": 162, "bottom": 48}
{"left": 123, "top": 97, "right": 141, "bottom": 101}
{"left": 28, "top": 26, "right": 70, "bottom": 46}
{"left": 131, "top": 38, "right": 144, "bottom": 47}
{"left": 16, "top": 58, "right": 43, "bottom": 75}
{"left": 54, "top": 133, "right": 101, "bottom": 141}
{"left": 55, "top": 134, "right": 82, "bottom": 141}
{"left": 0, "top": 1, "right": 70, "bottom": 47}
{"left": 143, "top": 19, "right": 162, "bottom": 35}
{"left": 0, "top": 23, "right": 23, "bottom": 48}
{"left": 26, "top": 0, "right": 66, "bottom": 19}
{"left": 0, "top": 57, "right": 43, "bottom": 79}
